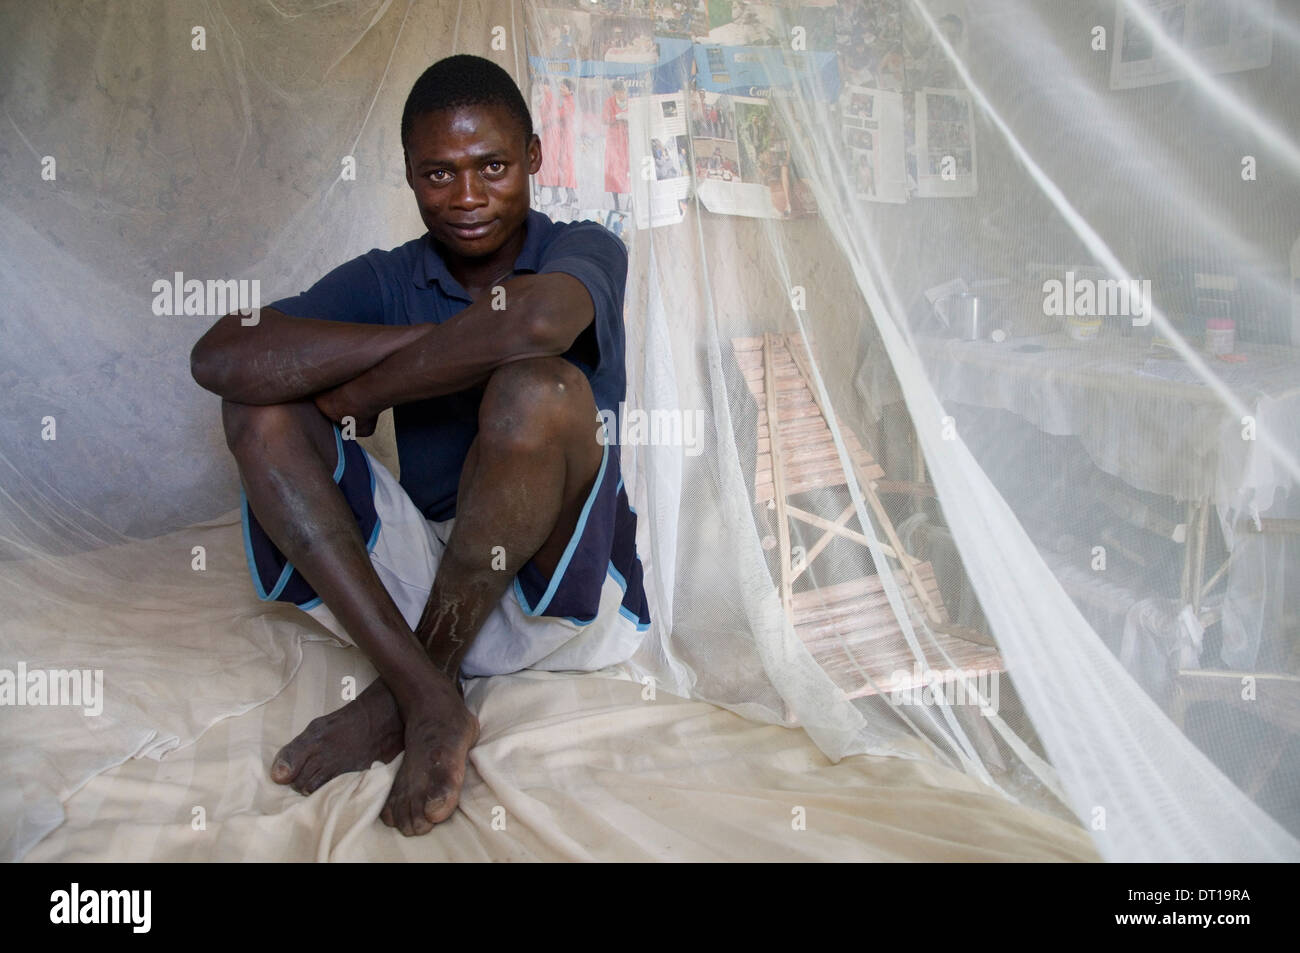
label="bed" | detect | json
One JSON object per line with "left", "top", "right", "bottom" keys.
{"left": 8, "top": 513, "right": 1096, "bottom": 862}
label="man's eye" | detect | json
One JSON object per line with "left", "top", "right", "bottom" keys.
{"left": 485, "top": 162, "right": 506, "bottom": 175}
{"left": 428, "top": 170, "right": 450, "bottom": 182}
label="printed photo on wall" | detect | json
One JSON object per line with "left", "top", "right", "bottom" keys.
{"left": 532, "top": 76, "right": 648, "bottom": 221}
{"left": 688, "top": 88, "right": 737, "bottom": 141}
{"left": 913, "top": 88, "right": 977, "bottom": 198}
{"left": 901, "top": 0, "right": 969, "bottom": 91}
{"left": 527, "top": 6, "right": 595, "bottom": 66}
{"left": 527, "top": 72, "right": 684, "bottom": 224}
{"left": 840, "top": 84, "right": 906, "bottom": 204}
{"left": 628, "top": 91, "right": 693, "bottom": 229}
{"left": 1109, "top": 0, "right": 1274, "bottom": 90}
{"left": 833, "top": 0, "right": 906, "bottom": 92}
{"left": 692, "top": 1, "right": 790, "bottom": 46}
{"left": 532, "top": 78, "right": 581, "bottom": 219}
{"left": 601, "top": 78, "right": 633, "bottom": 213}
{"left": 527, "top": 1, "right": 674, "bottom": 74}
{"left": 694, "top": 92, "right": 816, "bottom": 218}
{"left": 591, "top": 14, "right": 661, "bottom": 64}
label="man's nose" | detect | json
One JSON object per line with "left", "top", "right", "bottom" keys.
{"left": 449, "top": 173, "right": 488, "bottom": 208}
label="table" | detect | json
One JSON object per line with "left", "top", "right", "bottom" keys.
{"left": 914, "top": 332, "right": 1300, "bottom": 511}
{"left": 905, "top": 331, "right": 1300, "bottom": 641}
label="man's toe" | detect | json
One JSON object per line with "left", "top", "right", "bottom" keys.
{"left": 271, "top": 744, "right": 307, "bottom": 784}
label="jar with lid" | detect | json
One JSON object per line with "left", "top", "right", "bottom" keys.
{"left": 1205, "top": 318, "right": 1235, "bottom": 355}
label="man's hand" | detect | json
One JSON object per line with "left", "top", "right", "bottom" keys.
{"left": 314, "top": 382, "right": 379, "bottom": 438}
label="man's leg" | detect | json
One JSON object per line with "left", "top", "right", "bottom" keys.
{"left": 381, "top": 356, "right": 605, "bottom": 834}
{"left": 226, "top": 357, "right": 604, "bottom": 835}
{"left": 222, "top": 400, "right": 431, "bottom": 794}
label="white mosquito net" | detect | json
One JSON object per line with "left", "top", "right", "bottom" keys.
{"left": 1, "top": 0, "right": 1297, "bottom": 861}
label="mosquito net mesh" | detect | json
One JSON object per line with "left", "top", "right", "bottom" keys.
{"left": 2, "top": 0, "right": 1298, "bottom": 861}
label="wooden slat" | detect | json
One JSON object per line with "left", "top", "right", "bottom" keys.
{"left": 758, "top": 426, "right": 833, "bottom": 448}
{"left": 756, "top": 411, "right": 826, "bottom": 430}
{"left": 795, "top": 593, "right": 912, "bottom": 638}
{"left": 757, "top": 429, "right": 870, "bottom": 457}
{"left": 794, "top": 580, "right": 945, "bottom": 633}
{"left": 790, "top": 567, "right": 943, "bottom": 616}
{"left": 793, "top": 573, "right": 888, "bottom": 610}
{"left": 754, "top": 462, "right": 886, "bottom": 503}
{"left": 756, "top": 443, "right": 862, "bottom": 473}
{"left": 755, "top": 405, "right": 823, "bottom": 425}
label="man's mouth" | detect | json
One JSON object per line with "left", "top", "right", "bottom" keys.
{"left": 446, "top": 220, "right": 495, "bottom": 240}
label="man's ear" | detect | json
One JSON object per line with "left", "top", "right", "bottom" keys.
{"left": 527, "top": 134, "right": 542, "bottom": 176}
{"left": 403, "top": 150, "right": 413, "bottom": 189}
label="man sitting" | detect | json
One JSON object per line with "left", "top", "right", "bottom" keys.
{"left": 190, "top": 54, "right": 650, "bottom": 837}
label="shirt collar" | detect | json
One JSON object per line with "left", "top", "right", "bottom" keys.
{"left": 416, "top": 209, "right": 549, "bottom": 300}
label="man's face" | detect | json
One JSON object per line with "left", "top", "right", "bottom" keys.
{"left": 403, "top": 104, "right": 541, "bottom": 260}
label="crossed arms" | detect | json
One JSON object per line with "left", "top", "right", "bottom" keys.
{"left": 190, "top": 272, "right": 596, "bottom": 424}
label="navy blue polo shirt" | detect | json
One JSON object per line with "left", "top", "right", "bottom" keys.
{"left": 268, "top": 210, "right": 628, "bottom": 521}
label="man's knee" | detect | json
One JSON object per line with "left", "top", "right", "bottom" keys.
{"left": 221, "top": 400, "right": 332, "bottom": 460}
{"left": 478, "top": 358, "right": 594, "bottom": 452}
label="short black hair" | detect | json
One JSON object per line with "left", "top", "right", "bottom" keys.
{"left": 401, "top": 54, "right": 533, "bottom": 151}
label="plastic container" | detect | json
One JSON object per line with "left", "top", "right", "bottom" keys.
{"left": 1205, "top": 318, "right": 1235, "bottom": 355}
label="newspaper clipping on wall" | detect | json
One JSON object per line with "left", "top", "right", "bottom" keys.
{"left": 1110, "top": 0, "right": 1274, "bottom": 90}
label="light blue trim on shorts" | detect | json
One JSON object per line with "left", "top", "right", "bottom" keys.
{"left": 607, "top": 560, "right": 628, "bottom": 591}
{"left": 513, "top": 439, "right": 610, "bottom": 618}
{"left": 618, "top": 604, "right": 652, "bottom": 632}
{"left": 605, "top": 560, "right": 652, "bottom": 632}
{"left": 519, "top": 563, "right": 650, "bottom": 632}
{"left": 241, "top": 492, "right": 290, "bottom": 601}
{"left": 240, "top": 425, "right": 382, "bottom": 609}
{"left": 329, "top": 427, "right": 346, "bottom": 481}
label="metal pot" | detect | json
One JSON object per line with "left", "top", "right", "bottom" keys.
{"left": 950, "top": 293, "right": 986, "bottom": 340}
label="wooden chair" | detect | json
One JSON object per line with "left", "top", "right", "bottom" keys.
{"left": 733, "top": 332, "right": 1004, "bottom": 707}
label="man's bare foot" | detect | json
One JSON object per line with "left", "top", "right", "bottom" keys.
{"left": 271, "top": 678, "right": 404, "bottom": 795}
{"left": 381, "top": 673, "right": 480, "bottom": 836}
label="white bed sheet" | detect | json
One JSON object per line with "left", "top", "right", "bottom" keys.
{"left": 25, "top": 645, "right": 1097, "bottom": 862}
